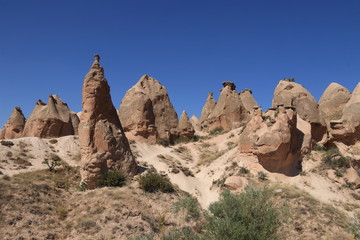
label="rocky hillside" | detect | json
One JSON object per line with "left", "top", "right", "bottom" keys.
{"left": 1, "top": 56, "right": 360, "bottom": 239}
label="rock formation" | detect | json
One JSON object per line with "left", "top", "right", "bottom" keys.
{"left": 118, "top": 75, "right": 179, "bottom": 142}
{"left": 22, "top": 95, "right": 79, "bottom": 138}
{"left": 189, "top": 115, "right": 201, "bottom": 132}
{"left": 272, "top": 79, "right": 326, "bottom": 142}
{"left": 178, "top": 110, "right": 195, "bottom": 140}
{"left": 79, "top": 55, "right": 138, "bottom": 188}
{"left": 238, "top": 106, "right": 301, "bottom": 175}
{"left": 0, "top": 107, "right": 26, "bottom": 139}
{"left": 319, "top": 83, "right": 351, "bottom": 124}
{"left": 199, "top": 92, "right": 217, "bottom": 130}
{"left": 239, "top": 89, "right": 258, "bottom": 113}
{"left": 207, "top": 82, "right": 248, "bottom": 131}
{"left": 339, "top": 83, "right": 360, "bottom": 143}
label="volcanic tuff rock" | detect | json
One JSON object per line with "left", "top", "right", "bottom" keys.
{"left": 319, "top": 83, "right": 351, "bottom": 124}
{"left": 199, "top": 92, "right": 217, "bottom": 130}
{"left": 239, "top": 89, "right": 258, "bottom": 113}
{"left": 79, "top": 55, "right": 138, "bottom": 189}
{"left": 272, "top": 79, "right": 326, "bottom": 142}
{"left": 189, "top": 115, "right": 201, "bottom": 132}
{"left": 0, "top": 107, "right": 26, "bottom": 139}
{"left": 119, "top": 75, "right": 179, "bottom": 142}
{"left": 341, "top": 83, "right": 360, "bottom": 142}
{"left": 207, "top": 82, "right": 249, "bottom": 131}
{"left": 238, "top": 106, "right": 301, "bottom": 175}
{"left": 22, "top": 95, "right": 79, "bottom": 138}
{"left": 178, "top": 110, "right": 195, "bottom": 140}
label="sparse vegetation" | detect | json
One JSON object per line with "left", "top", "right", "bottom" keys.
{"left": 173, "top": 196, "right": 201, "bottom": 221}
{"left": 42, "top": 158, "right": 62, "bottom": 172}
{"left": 139, "top": 172, "right": 174, "bottom": 193}
{"left": 1, "top": 140, "right": 14, "bottom": 147}
{"left": 321, "top": 148, "right": 350, "bottom": 173}
{"left": 257, "top": 171, "right": 268, "bottom": 181}
{"left": 157, "top": 138, "right": 170, "bottom": 147}
{"left": 209, "top": 127, "right": 224, "bottom": 136}
{"left": 97, "top": 171, "right": 126, "bottom": 187}
{"left": 350, "top": 212, "right": 360, "bottom": 239}
{"left": 198, "top": 149, "right": 225, "bottom": 166}
{"left": 239, "top": 166, "right": 250, "bottom": 175}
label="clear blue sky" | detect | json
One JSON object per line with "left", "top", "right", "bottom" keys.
{"left": 1, "top": 0, "right": 359, "bottom": 126}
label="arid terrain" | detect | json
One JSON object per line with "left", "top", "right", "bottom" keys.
{"left": 1, "top": 56, "right": 360, "bottom": 239}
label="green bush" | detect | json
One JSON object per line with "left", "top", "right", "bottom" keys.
{"left": 157, "top": 138, "right": 170, "bottom": 147}
{"left": 350, "top": 212, "right": 360, "bottom": 239}
{"left": 162, "top": 227, "right": 199, "bottom": 240}
{"left": 202, "top": 188, "right": 283, "bottom": 240}
{"left": 209, "top": 127, "right": 224, "bottom": 136}
{"left": 239, "top": 167, "right": 250, "bottom": 175}
{"left": 322, "top": 148, "right": 350, "bottom": 170}
{"left": 139, "top": 172, "right": 174, "bottom": 193}
{"left": 97, "top": 171, "right": 126, "bottom": 187}
{"left": 173, "top": 196, "right": 201, "bottom": 221}
{"left": 257, "top": 171, "right": 268, "bottom": 181}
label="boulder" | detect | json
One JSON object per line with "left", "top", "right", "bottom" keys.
{"left": 224, "top": 176, "right": 247, "bottom": 191}
{"left": 207, "top": 82, "right": 248, "bottom": 131}
{"left": 79, "top": 55, "right": 138, "bottom": 189}
{"left": 178, "top": 110, "right": 195, "bottom": 140}
{"left": 199, "top": 92, "right": 217, "bottom": 130}
{"left": 119, "top": 75, "right": 179, "bottom": 142}
{"left": 0, "top": 107, "right": 26, "bottom": 139}
{"left": 22, "top": 95, "right": 79, "bottom": 138}
{"left": 272, "top": 79, "right": 326, "bottom": 142}
{"left": 239, "top": 106, "right": 301, "bottom": 175}
{"left": 239, "top": 89, "right": 258, "bottom": 113}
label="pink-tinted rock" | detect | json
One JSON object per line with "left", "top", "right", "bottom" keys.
{"left": 0, "top": 107, "right": 26, "bottom": 139}
{"left": 79, "top": 55, "right": 138, "bottom": 189}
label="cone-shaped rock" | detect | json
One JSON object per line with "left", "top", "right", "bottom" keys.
{"left": 239, "top": 89, "right": 258, "bottom": 113}
{"left": 208, "top": 82, "right": 248, "bottom": 131}
{"left": 79, "top": 55, "right": 138, "bottom": 189}
{"left": 119, "top": 75, "right": 179, "bottom": 142}
{"left": 319, "top": 83, "right": 351, "bottom": 123}
{"left": 341, "top": 83, "right": 360, "bottom": 142}
{"left": 272, "top": 79, "right": 326, "bottom": 142}
{"left": 22, "top": 95, "right": 80, "bottom": 138}
{"left": 238, "top": 106, "right": 301, "bottom": 175}
{"left": 190, "top": 115, "right": 201, "bottom": 132}
{"left": 178, "top": 110, "right": 195, "bottom": 140}
{"left": 0, "top": 107, "right": 26, "bottom": 139}
{"left": 199, "top": 92, "right": 217, "bottom": 130}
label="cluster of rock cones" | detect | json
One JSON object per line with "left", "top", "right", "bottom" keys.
{"left": 1, "top": 55, "right": 360, "bottom": 186}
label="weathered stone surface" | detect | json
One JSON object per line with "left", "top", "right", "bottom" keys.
{"left": 272, "top": 80, "right": 326, "bottom": 142}
{"left": 199, "top": 92, "right": 217, "bottom": 130}
{"left": 79, "top": 55, "right": 138, "bottom": 189}
{"left": 207, "top": 82, "right": 248, "bottom": 131}
{"left": 119, "top": 75, "right": 178, "bottom": 142}
{"left": 0, "top": 107, "right": 26, "bottom": 139}
{"left": 22, "top": 95, "right": 79, "bottom": 138}
{"left": 319, "top": 83, "right": 351, "bottom": 123}
{"left": 178, "top": 110, "right": 195, "bottom": 140}
{"left": 189, "top": 115, "right": 201, "bottom": 132}
{"left": 340, "top": 83, "right": 360, "bottom": 143}
{"left": 239, "top": 107, "right": 301, "bottom": 175}
{"left": 239, "top": 89, "right": 258, "bottom": 113}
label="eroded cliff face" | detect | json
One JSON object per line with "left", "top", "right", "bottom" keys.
{"left": 79, "top": 55, "right": 138, "bottom": 189}
{"left": 239, "top": 106, "right": 301, "bottom": 176}
{"left": 118, "top": 75, "right": 179, "bottom": 142}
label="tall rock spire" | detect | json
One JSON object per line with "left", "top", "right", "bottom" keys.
{"left": 79, "top": 55, "right": 138, "bottom": 188}
{"left": 0, "top": 106, "right": 26, "bottom": 139}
